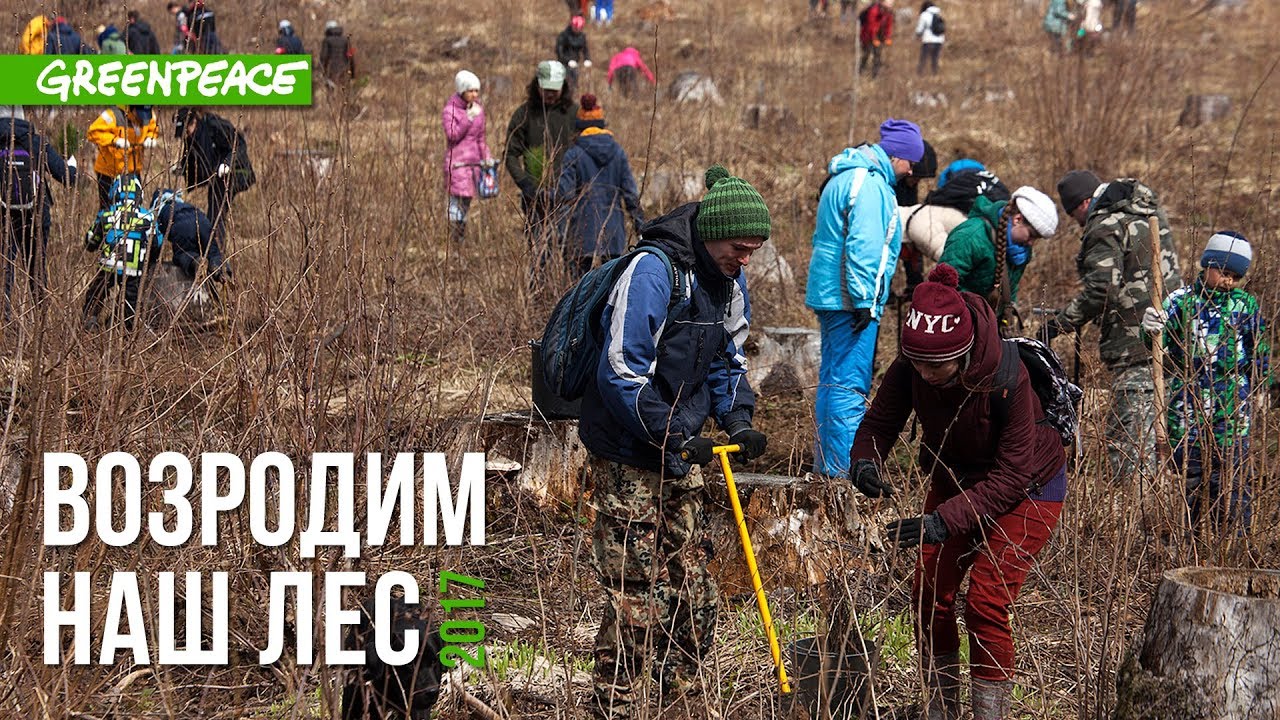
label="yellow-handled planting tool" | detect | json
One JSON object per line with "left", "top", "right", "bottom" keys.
{"left": 713, "top": 444, "right": 791, "bottom": 694}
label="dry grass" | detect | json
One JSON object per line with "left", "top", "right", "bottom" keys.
{"left": 0, "top": 0, "right": 1277, "bottom": 718}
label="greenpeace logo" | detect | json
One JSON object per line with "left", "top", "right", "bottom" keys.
{"left": 0, "top": 55, "right": 311, "bottom": 106}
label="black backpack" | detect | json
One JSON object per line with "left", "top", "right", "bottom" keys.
{"left": 991, "top": 337, "right": 1082, "bottom": 448}
{"left": 538, "top": 245, "right": 685, "bottom": 402}
{"left": 0, "top": 137, "right": 38, "bottom": 211}
{"left": 930, "top": 11, "right": 945, "bottom": 35}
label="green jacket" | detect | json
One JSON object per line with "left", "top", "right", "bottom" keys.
{"left": 503, "top": 94, "right": 579, "bottom": 193}
{"left": 1057, "top": 179, "right": 1183, "bottom": 371}
{"left": 938, "top": 196, "right": 1030, "bottom": 302}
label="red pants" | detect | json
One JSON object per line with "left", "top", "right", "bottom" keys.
{"left": 914, "top": 489, "right": 1062, "bottom": 681}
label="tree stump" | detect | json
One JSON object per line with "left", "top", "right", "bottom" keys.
{"left": 1178, "top": 94, "right": 1232, "bottom": 128}
{"left": 1113, "top": 566, "right": 1280, "bottom": 719}
{"left": 747, "top": 326, "right": 821, "bottom": 397}
{"left": 706, "top": 473, "right": 877, "bottom": 596}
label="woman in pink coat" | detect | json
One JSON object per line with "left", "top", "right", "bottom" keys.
{"left": 442, "top": 69, "right": 493, "bottom": 243}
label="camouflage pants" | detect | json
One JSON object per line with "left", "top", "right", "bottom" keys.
{"left": 588, "top": 458, "right": 719, "bottom": 719}
{"left": 1105, "top": 364, "right": 1159, "bottom": 483}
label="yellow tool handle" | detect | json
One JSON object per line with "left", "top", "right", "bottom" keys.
{"left": 713, "top": 445, "right": 791, "bottom": 694}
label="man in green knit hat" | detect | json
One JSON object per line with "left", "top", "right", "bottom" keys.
{"left": 580, "top": 164, "right": 771, "bottom": 718}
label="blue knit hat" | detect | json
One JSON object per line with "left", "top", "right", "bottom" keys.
{"left": 1201, "top": 231, "right": 1252, "bottom": 276}
{"left": 878, "top": 118, "right": 925, "bottom": 163}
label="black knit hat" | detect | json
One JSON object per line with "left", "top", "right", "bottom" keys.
{"left": 1057, "top": 170, "right": 1102, "bottom": 213}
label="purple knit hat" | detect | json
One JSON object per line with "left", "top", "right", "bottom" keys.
{"left": 878, "top": 118, "right": 925, "bottom": 163}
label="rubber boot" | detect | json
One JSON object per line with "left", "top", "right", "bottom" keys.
{"left": 970, "top": 678, "right": 1014, "bottom": 720}
{"left": 923, "top": 652, "right": 961, "bottom": 720}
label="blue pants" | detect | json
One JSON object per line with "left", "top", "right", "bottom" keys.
{"left": 593, "top": 0, "right": 614, "bottom": 23}
{"left": 1174, "top": 442, "right": 1252, "bottom": 535}
{"left": 813, "top": 309, "right": 879, "bottom": 477}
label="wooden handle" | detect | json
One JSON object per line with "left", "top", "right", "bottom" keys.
{"left": 1149, "top": 215, "right": 1169, "bottom": 460}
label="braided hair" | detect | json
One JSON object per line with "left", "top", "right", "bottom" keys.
{"left": 987, "top": 201, "right": 1017, "bottom": 309}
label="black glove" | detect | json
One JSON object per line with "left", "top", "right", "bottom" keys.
{"left": 850, "top": 308, "right": 873, "bottom": 335}
{"left": 885, "top": 513, "right": 950, "bottom": 549}
{"left": 84, "top": 231, "right": 98, "bottom": 252}
{"left": 729, "top": 427, "right": 767, "bottom": 461}
{"left": 679, "top": 436, "right": 715, "bottom": 466}
{"left": 516, "top": 177, "right": 537, "bottom": 201}
{"left": 1038, "top": 314, "right": 1073, "bottom": 343}
{"left": 849, "top": 458, "right": 894, "bottom": 497}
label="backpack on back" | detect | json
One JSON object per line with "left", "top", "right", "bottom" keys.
{"left": 930, "top": 11, "right": 945, "bottom": 35}
{"left": 991, "top": 337, "right": 1083, "bottom": 448}
{"left": 538, "top": 245, "right": 686, "bottom": 403}
{"left": 0, "top": 139, "right": 39, "bottom": 211}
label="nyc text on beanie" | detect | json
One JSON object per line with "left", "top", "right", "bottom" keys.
{"left": 902, "top": 263, "right": 975, "bottom": 362}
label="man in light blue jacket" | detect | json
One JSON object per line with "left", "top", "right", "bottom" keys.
{"left": 806, "top": 118, "right": 924, "bottom": 478}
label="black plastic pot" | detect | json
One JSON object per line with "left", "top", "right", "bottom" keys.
{"left": 529, "top": 340, "right": 582, "bottom": 420}
{"left": 787, "top": 635, "right": 879, "bottom": 719}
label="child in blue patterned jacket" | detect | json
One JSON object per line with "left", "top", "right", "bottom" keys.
{"left": 1142, "top": 231, "right": 1270, "bottom": 533}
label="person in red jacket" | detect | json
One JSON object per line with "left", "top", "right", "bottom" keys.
{"left": 848, "top": 263, "right": 1066, "bottom": 720}
{"left": 858, "top": 0, "right": 895, "bottom": 78}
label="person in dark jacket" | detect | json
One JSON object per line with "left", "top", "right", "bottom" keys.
{"left": 275, "top": 19, "right": 304, "bottom": 54}
{"left": 44, "top": 16, "right": 95, "bottom": 54}
{"left": 895, "top": 140, "right": 936, "bottom": 295}
{"left": 172, "top": 107, "right": 245, "bottom": 245}
{"left": 151, "top": 188, "right": 228, "bottom": 283}
{"left": 555, "top": 94, "right": 642, "bottom": 277}
{"left": 0, "top": 105, "right": 76, "bottom": 313}
{"left": 582, "top": 164, "right": 769, "bottom": 719}
{"left": 182, "top": 0, "right": 223, "bottom": 53}
{"left": 125, "top": 10, "right": 162, "bottom": 54}
{"left": 555, "top": 15, "right": 591, "bottom": 83}
{"left": 849, "top": 263, "right": 1066, "bottom": 720}
{"left": 504, "top": 61, "right": 578, "bottom": 285}
{"left": 319, "top": 21, "right": 356, "bottom": 87}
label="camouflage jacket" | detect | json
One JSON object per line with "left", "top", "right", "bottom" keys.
{"left": 1058, "top": 179, "right": 1182, "bottom": 371}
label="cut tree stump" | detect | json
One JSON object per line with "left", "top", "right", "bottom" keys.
{"left": 474, "top": 413, "right": 874, "bottom": 592}
{"left": 705, "top": 472, "right": 877, "bottom": 596}
{"left": 1113, "top": 566, "right": 1280, "bottom": 720}
{"left": 747, "top": 326, "right": 821, "bottom": 397}
{"left": 1178, "top": 94, "right": 1232, "bottom": 128}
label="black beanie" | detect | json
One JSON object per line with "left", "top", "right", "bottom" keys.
{"left": 1057, "top": 170, "right": 1102, "bottom": 213}
{"left": 911, "top": 141, "right": 938, "bottom": 179}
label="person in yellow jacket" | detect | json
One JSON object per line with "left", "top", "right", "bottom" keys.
{"left": 87, "top": 105, "right": 159, "bottom": 209}
{"left": 20, "top": 15, "right": 50, "bottom": 54}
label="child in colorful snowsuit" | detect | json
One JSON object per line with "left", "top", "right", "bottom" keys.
{"left": 1142, "top": 232, "right": 1270, "bottom": 533}
{"left": 82, "top": 174, "right": 163, "bottom": 329}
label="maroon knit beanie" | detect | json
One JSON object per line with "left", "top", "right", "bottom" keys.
{"left": 901, "top": 264, "right": 974, "bottom": 362}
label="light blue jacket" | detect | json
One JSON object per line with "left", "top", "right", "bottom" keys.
{"left": 804, "top": 144, "right": 902, "bottom": 318}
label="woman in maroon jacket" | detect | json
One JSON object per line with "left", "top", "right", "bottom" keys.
{"left": 848, "top": 263, "right": 1066, "bottom": 720}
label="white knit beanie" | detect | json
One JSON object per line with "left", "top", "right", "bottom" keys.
{"left": 455, "top": 70, "right": 481, "bottom": 95}
{"left": 1011, "top": 186, "right": 1059, "bottom": 238}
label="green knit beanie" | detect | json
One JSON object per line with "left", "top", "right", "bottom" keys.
{"left": 695, "top": 164, "right": 772, "bottom": 242}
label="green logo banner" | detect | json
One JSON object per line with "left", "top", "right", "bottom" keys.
{"left": 0, "top": 55, "right": 312, "bottom": 105}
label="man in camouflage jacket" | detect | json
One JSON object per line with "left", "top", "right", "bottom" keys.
{"left": 1042, "top": 171, "right": 1182, "bottom": 481}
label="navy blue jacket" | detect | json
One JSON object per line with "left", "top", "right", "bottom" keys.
{"left": 0, "top": 117, "right": 76, "bottom": 230}
{"left": 45, "top": 22, "right": 95, "bottom": 54}
{"left": 154, "top": 199, "right": 226, "bottom": 279}
{"left": 276, "top": 29, "right": 304, "bottom": 54}
{"left": 555, "top": 132, "right": 642, "bottom": 259}
{"left": 579, "top": 203, "right": 755, "bottom": 477}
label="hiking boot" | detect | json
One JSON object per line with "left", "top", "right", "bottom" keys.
{"left": 924, "top": 652, "right": 961, "bottom": 720}
{"left": 970, "top": 678, "right": 1014, "bottom": 720}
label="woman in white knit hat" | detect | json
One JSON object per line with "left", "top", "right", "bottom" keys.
{"left": 441, "top": 69, "right": 495, "bottom": 243}
{"left": 937, "top": 185, "right": 1059, "bottom": 335}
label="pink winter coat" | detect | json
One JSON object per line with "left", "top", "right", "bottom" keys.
{"left": 607, "top": 47, "right": 656, "bottom": 86}
{"left": 442, "top": 92, "right": 492, "bottom": 198}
